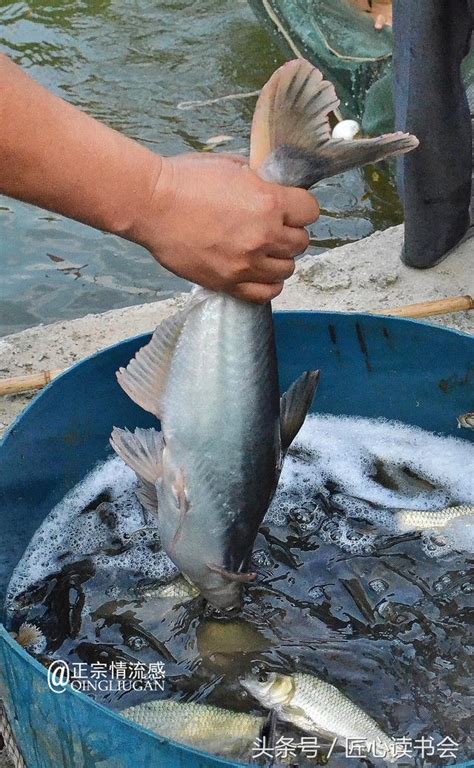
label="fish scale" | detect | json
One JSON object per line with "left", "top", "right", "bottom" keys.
{"left": 395, "top": 504, "right": 474, "bottom": 531}
{"left": 121, "top": 699, "right": 265, "bottom": 758}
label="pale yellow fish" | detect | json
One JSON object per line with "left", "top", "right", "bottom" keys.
{"left": 121, "top": 699, "right": 265, "bottom": 757}
{"left": 136, "top": 575, "right": 200, "bottom": 601}
{"left": 394, "top": 504, "right": 473, "bottom": 532}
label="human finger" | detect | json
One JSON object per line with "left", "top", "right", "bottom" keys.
{"left": 265, "top": 227, "right": 309, "bottom": 260}
{"left": 240, "top": 256, "right": 295, "bottom": 283}
{"left": 230, "top": 281, "right": 285, "bottom": 304}
{"left": 279, "top": 187, "right": 320, "bottom": 227}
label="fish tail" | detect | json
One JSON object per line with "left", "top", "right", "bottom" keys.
{"left": 250, "top": 58, "right": 418, "bottom": 187}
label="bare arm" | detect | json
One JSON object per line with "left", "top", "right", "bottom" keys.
{"left": 0, "top": 54, "right": 319, "bottom": 302}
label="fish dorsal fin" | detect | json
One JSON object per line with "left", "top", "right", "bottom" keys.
{"left": 116, "top": 290, "right": 208, "bottom": 418}
{"left": 280, "top": 370, "right": 320, "bottom": 455}
{"left": 110, "top": 426, "right": 164, "bottom": 512}
{"left": 250, "top": 58, "right": 418, "bottom": 187}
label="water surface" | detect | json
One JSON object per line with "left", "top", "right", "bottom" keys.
{"left": 0, "top": 0, "right": 403, "bottom": 336}
{"left": 7, "top": 415, "right": 473, "bottom": 766}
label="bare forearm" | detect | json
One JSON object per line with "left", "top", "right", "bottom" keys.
{"left": 0, "top": 53, "right": 161, "bottom": 240}
{"left": 0, "top": 54, "right": 320, "bottom": 303}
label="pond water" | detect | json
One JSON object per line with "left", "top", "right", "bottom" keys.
{"left": 6, "top": 414, "right": 473, "bottom": 766}
{"left": 0, "top": 0, "right": 403, "bottom": 337}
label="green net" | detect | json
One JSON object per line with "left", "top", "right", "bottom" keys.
{"left": 249, "top": 0, "right": 472, "bottom": 135}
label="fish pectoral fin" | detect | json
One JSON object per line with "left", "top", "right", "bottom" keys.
{"left": 207, "top": 564, "right": 257, "bottom": 583}
{"left": 171, "top": 468, "right": 190, "bottom": 514}
{"left": 110, "top": 427, "right": 164, "bottom": 511}
{"left": 280, "top": 370, "right": 320, "bottom": 455}
{"left": 116, "top": 291, "right": 208, "bottom": 418}
{"left": 280, "top": 704, "right": 319, "bottom": 735}
{"left": 250, "top": 58, "right": 418, "bottom": 187}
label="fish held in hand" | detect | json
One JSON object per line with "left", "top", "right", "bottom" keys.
{"left": 111, "top": 60, "right": 418, "bottom": 612}
{"left": 240, "top": 671, "right": 397, "bottom": 762}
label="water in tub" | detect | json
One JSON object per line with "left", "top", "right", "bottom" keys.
{"left": 5, "top": 414, "right": 474, "bottom": 766}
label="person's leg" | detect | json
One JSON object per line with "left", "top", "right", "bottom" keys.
{"left": 394, "top": 0, "right": 473, "bottom": 268}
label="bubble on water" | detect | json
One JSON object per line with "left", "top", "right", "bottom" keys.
{"left": 104, "top": 585, "right": 121, "bottom": 599}
{"left": 6, "top": 456, "right": 174, "bottom": 609}
{"left": 251, "top": 550, "right": 274, "bottom": 568}
{"left": 127, "top": 635, "right": 149, "bottom": 651}
{"left": 95, "top": 546, "right": 176, "bottom": 582}
{"left": 264, "top": 414, "right": 474, "bottom": 555}
{"left": 369, "top": 579, "right": 389, "bottom": 594}
{"left": 308, "top": 586, "right": 325, "bottom": 601}
{"left": 318, "top": 517, "right": 376, "bottom": 554}
{"left": 7, "top": 415, "right": 474, "bottom": 607}
{"left": 434, "top": 574, "right": 452, "bottom": 592}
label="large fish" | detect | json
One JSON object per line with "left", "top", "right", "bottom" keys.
{"left": 111, "top": 59, "right": 418, "bottom": 611}
{"left": 121, "top": 699, "right": 266, "bottom": 758}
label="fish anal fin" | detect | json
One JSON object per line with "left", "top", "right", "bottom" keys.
{"left": 207, "top": 564, "right": 257, "bottom": 583}
{"left": 280, "top": 704, "right": 319, "bottom": 735}
{"left": 250, "top": 58, "right": 418, "bottom": 188}
{"left": 280, "top": 370, "right": 320, "bottom": 455}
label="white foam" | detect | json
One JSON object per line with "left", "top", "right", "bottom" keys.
{"left": 6, "top": 456, "right": 176, "bottom": 609}
{"left": 421, "top": 516, "right": 474, "bottom": 559}
{"left": 7, "top": 415, "right": 474, "bottom": 607}
{"left": 267, "top": 414, "right": 474, "bottom": 554}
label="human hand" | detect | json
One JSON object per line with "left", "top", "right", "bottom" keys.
{"left": 372, "top": 1, "right": 392, "bottom": 29}
{"left": 133, "top": 153, "right": 319, "bottom": 303}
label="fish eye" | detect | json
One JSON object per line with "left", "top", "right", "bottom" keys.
{"left": 258, "top": 672, "right": 269, "bottom": 683}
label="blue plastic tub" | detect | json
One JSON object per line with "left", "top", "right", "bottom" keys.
{"left": 1, "top": 311, "right": 473, "bottom": 767}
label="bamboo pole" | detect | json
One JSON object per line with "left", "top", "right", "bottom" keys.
{"left": 0, "top": 368, "right": 63, "bottom": 397}
{"left": 0, "top": 295, "right": 472, "bottom": 397}
{"left": 370, "top": 295, "right": 474, "bottom": 319}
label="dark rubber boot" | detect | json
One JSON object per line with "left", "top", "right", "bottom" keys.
{"left": 393, "top": 0, "right": 473, "bottom": 268}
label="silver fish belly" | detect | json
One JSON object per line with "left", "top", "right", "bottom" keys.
{"left": 157, "top": 294, "right": 280, "bottom": 608}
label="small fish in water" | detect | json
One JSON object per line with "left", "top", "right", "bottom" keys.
{"left": 394, "top": 504, "right": 474, "bottom": 532}
{"left": 240, "top": 671, "right": 397, "bottom": 762}
{"left": 121, "top": 699, "right": 266, "bottom": 758}
{"left": 136, "top": 575, "right": 200, "bottom": 601}
{"left": 457, "top": 412, "right": 474, "bottom": 429}
{"left": 111, "top": 59, "right": 418, "bottom": 611}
